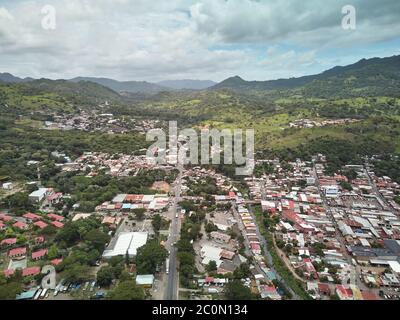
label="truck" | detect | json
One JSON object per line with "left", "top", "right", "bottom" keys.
{"left": 166, "top": 258, "right": 170, "bottom": 274}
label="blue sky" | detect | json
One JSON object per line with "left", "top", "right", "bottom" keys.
{"left": 0, "top": 0, "right": 399, "bottom": 82}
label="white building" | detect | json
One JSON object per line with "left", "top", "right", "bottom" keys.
{"left": 102, "top": 232, "right": 148, "bottom": 259}
{"left": 29, "top": 188, "right": 49, "bottom": 203}
{"left": 324, "top": 185, "right": 339, "bottom": 198}
{"left": 2, "top": 182, "right": 13, "bottom": 190}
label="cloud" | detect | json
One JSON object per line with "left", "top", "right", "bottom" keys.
{"left": 0, "top": 0, "right": 399, "bottom": 81}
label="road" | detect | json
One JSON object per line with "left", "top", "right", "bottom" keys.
{"left": 364, "top": 163, "right": 395, "bottom": 212}
{"left": 165, "top": 147, "right": 184, "bottom": 300}
{"left": 312, "top": 163, "right": 362, "bottom": 289}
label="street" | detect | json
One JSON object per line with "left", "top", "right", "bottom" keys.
{"left": 165, "top": 146, "right": 184, "bottom": 300}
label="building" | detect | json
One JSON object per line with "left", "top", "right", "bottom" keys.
{"left": 8, "top": 247, "right": 27, "bottom": 258}
{"left": 1, "top": 238, "right": 17, "bottom": 246}
{"left": 323, "top": 185, "right": 339, "bottom": 198}
{"left": 47, "top": 213, "right": 65, "bottom": 221}
{"left": 2, "top": 182, "right": 13, "bottom": 190}
{"left": 29, "top": 188, "right": 50, "bottom": 203}
{"left": 12, "top": 221, "right": 28, "bottom": 230}
{"left": 51, "top": 221, "right": 64, "bottom": 229}
{"left": 136, "top": 274, "right": 155, "bottom": 288}
{"left": 23, "top": 213, "right": 41, "bottom": 221}
{"left": 32, "top": 249, "right": 48, "bottom": 260}
{"left": 102, "top": 232, "right": 148, "bottom": 259}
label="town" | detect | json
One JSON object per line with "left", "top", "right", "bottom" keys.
{"left": 1, "top": 145, "right": 399, "bottom": 301}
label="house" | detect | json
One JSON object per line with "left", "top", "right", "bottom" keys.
{"left": 35, "top": 236, "right": 45, "bottom": 244}
{"left": 22, "top": 266, "right": 41, "bottom": 277}
{"left": 250, "top": 243, "right": 262, "bottom": 254}
{"left": 51, "top": 221, "right": 64, "bottom": 229}
{"left": 47, "top": 192, "right": 63, "bottom": 205}
{"left": 47, "top": 213, "right": 64, "bottom": 221}
{"left": 29, "top": 188, "right": 50, "bottom": 203}
{"left": 259, "top": 286, "right": 282, "bottom": 300}
{"left": 136, "top": 274, "right": 155, "bottom": 288}
{"left": 32, "top": 249, "right": 48, "bottom": 260}
{"left": 361, "top": 291, "right": 379, "bottom": 300}
{"left": 4, "top": 269, "right": 15, "bottom": 278}
{"left": 51, "top": 258, "right": 63, "bottom": 266}
{"left": 318, "top": 283, "right": 331, "bottom": 296}
{"left": 210, "top": 231, "right": 231, "bottom": 243}
{"left": 8, "top": 247, "right": 27, "bottom": 258}
{"left": 2, "top": 182, "right": 13, "bottom": 190}
{"left": 33, "top": 221, "right": 48, "bottom": 229}
{"left": 336, "top": 285, "right": 353, "bottom": 300}
{"left": 1, "top": 238, "right": 17, "bottom": 246}
{"left": 23, "top": 213, "right": 41, "bottom": 221}
{"left": 12, "top": 221, "right": 28, "bottom": 230}
{"left": 0, "top": 213, "right": 12, "bottom": 222}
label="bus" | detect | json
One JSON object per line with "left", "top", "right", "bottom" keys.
{"left": 33, "top": 289, "right": 42, "bottom": 300}
{"left": 40, "top": 288, "right": 48, "bottom": 299}
{"left": 166, "top": 258, "right": 170, "bottom": 274}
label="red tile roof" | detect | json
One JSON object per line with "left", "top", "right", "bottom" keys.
{"left": 1, "top": 238, "right": 17, "bottom": 246}
{"left": 51, "top": 221, "right": 64, "bottom": 228}
{"left": 33, "top": 221, "right": 49, "bottom": 229}
{"left": 0, "top": 213, "right": 13, "bottom": 222}
{"left": 32, "top": 249, "right": 48, "bottom": 260}
{"left": 361, "top": 291, "right": 379, "bottom": 300}
{"left": 47, "top": 213, "right": 64, "bottom": 221}
{"left": 35, "top": 236, "right": 45, "bottom": 243}
{"left": 4, "top": 269, "right": 14, "bottom": 277}
{"left": 9, "top": 247, "right": 27, "bottom": 257}
{"left": 22, "top": 266, "right": 41, "bottom": 277}
{"left": 13, "top": 221, "right": 28, "bottom": 229}
{"left": 23, "top": 212, "right": 41, "bottom": 220}
{"left": 51, "top": 258, "right": 63, "bottom": 266}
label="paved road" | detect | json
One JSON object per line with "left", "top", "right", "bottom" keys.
{"left": 165, "top": 148, "right": 184, "bottom": 300}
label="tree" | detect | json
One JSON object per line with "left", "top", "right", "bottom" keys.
{"left": 233, "top": 263, "right": 251, "bottom": 279}
{"left": 206, "top": 260, "right": 217, "bottom": 273}
{"left": 133, "top": 208, "right": 146, "bottom": 221}
{"left": 107, "top": 280, "right": 145, "bottom": 300}
{"left": 136, "top": 240, "right": 168, "bottom": 274}
{"left": 152, "top": 214, "right": 162, "bottom": 232}
{"left": 224, "top": 280, "right": 257, "bottom": 300}
{"left": 62, "top": 264, "right": 91, "bottom": 282}
{"left": 83, "top": 229, "right": 110, "bottom": 251}
{"left": 97, "top": 266, "right": 114, "bottom": 287}
{"left": 0, "top": 281, "right": 22, "bottom": 300}
{"left": 47, "top": 244, "right": 59, "bottom": 260}
{"left": 205, "top": 222, "right": 218, "bottom": 233}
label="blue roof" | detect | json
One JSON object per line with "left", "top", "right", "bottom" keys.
{"left": 122, "top": 204, "right": 131, "bottom": 209}
{"left": 266, "top": 271, "right": 277, "bottom": 281}
{"left": 16, "top": 289, "right": 38, "bottom": 300}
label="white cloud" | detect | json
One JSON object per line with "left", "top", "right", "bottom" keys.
{"left": 0, "top": 0, "right": 399, "bottom": 82}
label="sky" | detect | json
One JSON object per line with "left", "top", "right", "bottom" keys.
{"left": 0, "top": 0, "right": 399, "bottom": 82}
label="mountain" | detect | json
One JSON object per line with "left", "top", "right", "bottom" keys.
{"left": 69, "top": 77, "right": 168, "bottom": 94}
{"left": 0, "top": 72, "right": 34, "bottom": 83}
{"left": 212, "top": 55, "right": 400, "bottom": 98}
{"left": 27, "top": 78, "right": 122, "bottom": 104}
{"left": 157, "top": 79, "right": 216, "bottom": 90}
